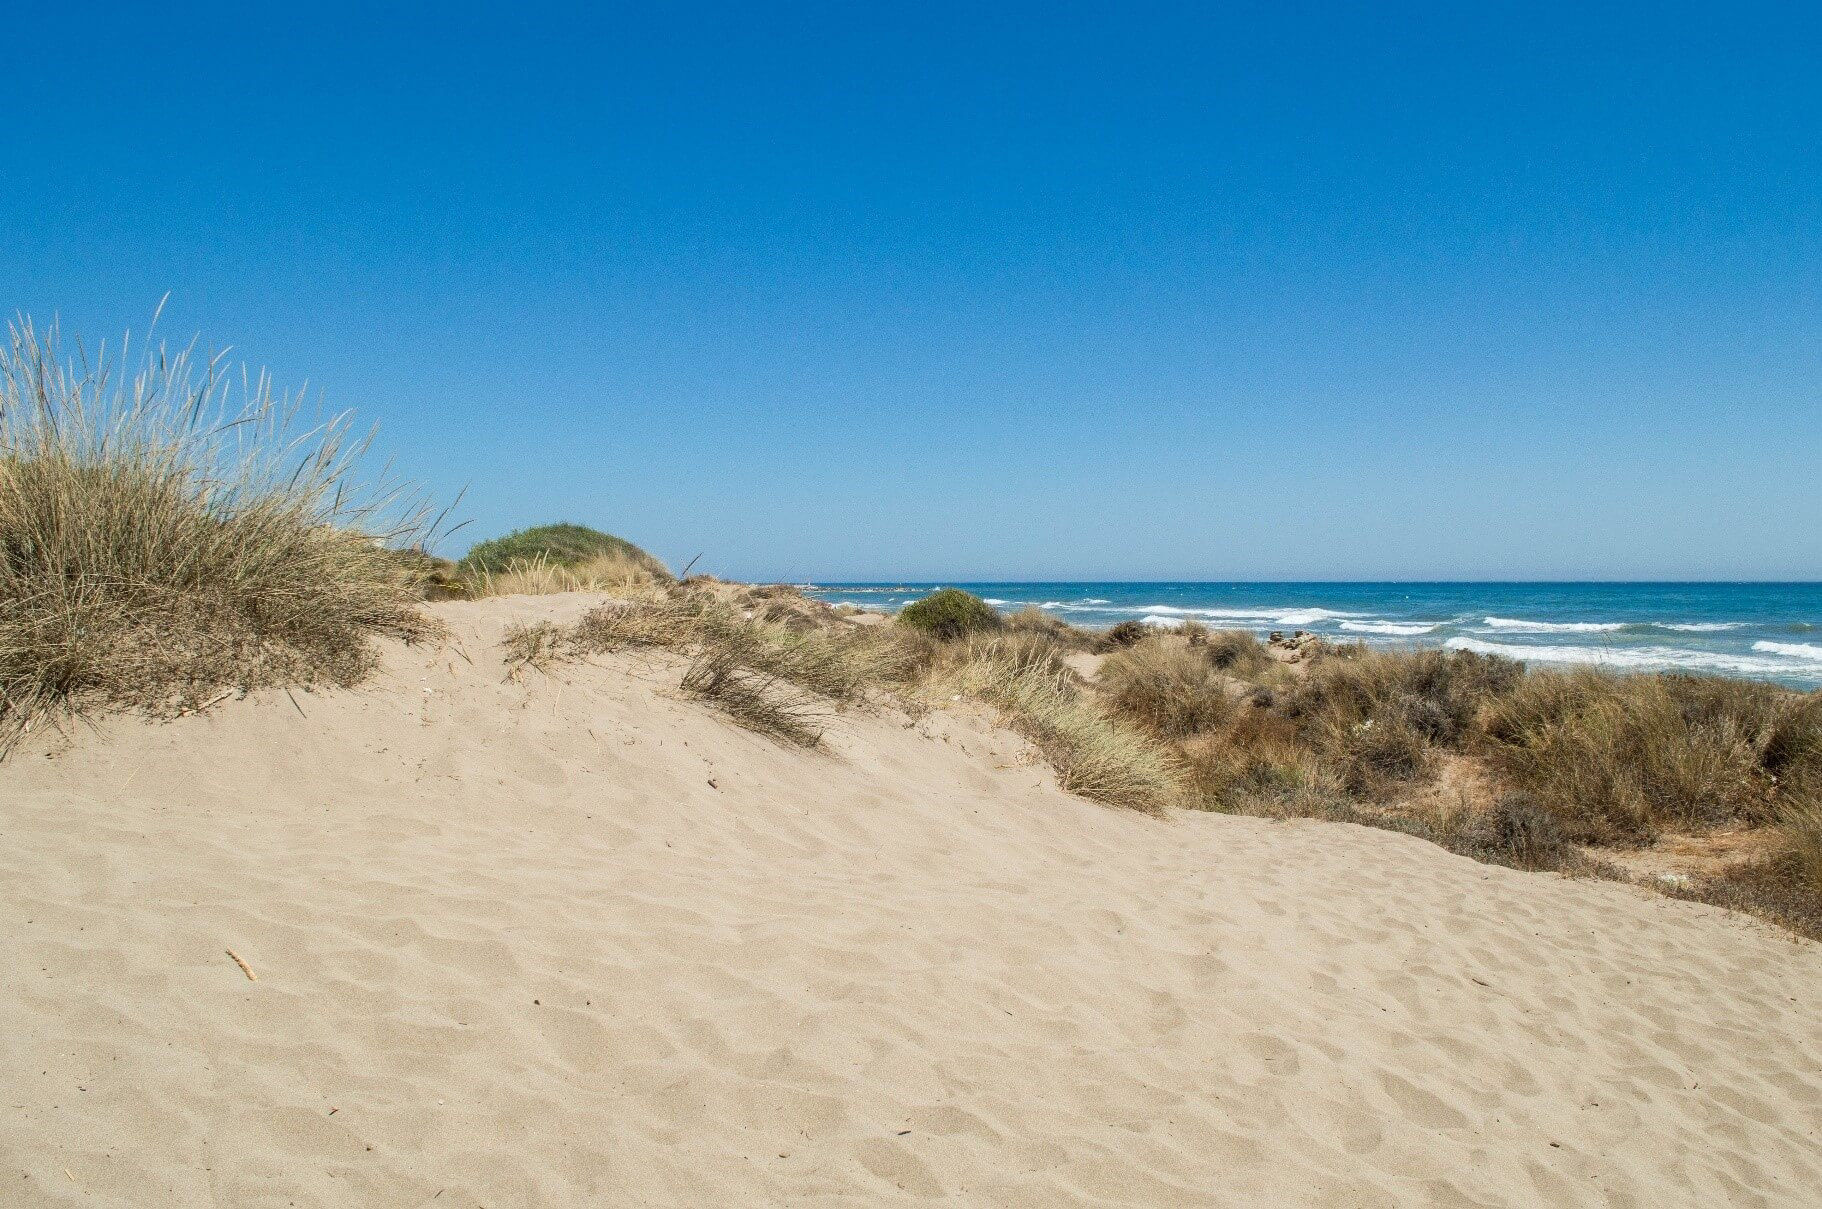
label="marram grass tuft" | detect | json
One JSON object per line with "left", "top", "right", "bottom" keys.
{"left": 0, "top": 312, "right": 438, "bottom": 750}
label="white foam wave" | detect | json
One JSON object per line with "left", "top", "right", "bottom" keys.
{"left": 1753, "top": 640, "right": 1822, "bottom": 663}
{"left": 1340, "top": 620, "right": 1439, "bottom": 637}
{"left": 1083, "top": 597, "right": 1111, "bottom": 604}
{"left": 983, "top": 598, "right": 1010, "bottom": 606}
{"left": 1140, "top": 614, "right": 1183, "bottom": 629}
{"left": 1482, "top": 617, "right": 1626, "bottom": 634}
{"left": 1446, "top": 637, "right": 1815, "bottom": 678}
{"left": 1661, "top": 622, "right": 1743, "bottom": 632}
{"left": 1087, "top": 604, "right": 1363, "bottom": 627}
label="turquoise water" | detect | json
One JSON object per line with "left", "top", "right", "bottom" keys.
{"left": 801, "top": 583, "right": 1822, "bottom": 689}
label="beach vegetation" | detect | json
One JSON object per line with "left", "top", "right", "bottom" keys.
{"left": 0, "top": 313, "right": 435, "bottom": 752}
{"left": 1200, "top": 628, "right": 1272, "bottom": 676}
{"left": 1099, "top": 640, "right": 1234, "bottom": 739}
{"left": 931, "top": 636, "right": 1179, "bottom": 813}
{"left": 1098, "top": 620, "right": 1150, "bottom": 650}
{"left": 461, "top": 522, "right": 669, "bottom": 579}
{"left": 896, "top": 588, "right": 1003, "bottom": 641}
{"left": 1004, "top": 604, "right": 1096, "bottom": 649}
{"left": 458, "top": 524, "right": 670, "bottom": 597}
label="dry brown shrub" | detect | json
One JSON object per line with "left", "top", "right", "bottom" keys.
{"left": 1099, "top": 641, "right": 1234, "bottom": 739}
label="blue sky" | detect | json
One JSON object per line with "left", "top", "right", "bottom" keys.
{"left": 5, "top": 2, "right": 1818, "bottom": 580}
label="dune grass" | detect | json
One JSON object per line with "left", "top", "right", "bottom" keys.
{"left": 504, "top": 593, "right": 916, "bottom": 746}
{"left": 1098, "top": 620, "right": 1150, "bottom": 651}
{"left": 0, "top": 313, "right": 435, "bottom": 751}
{"left": 467, "top": 550, "right": 669, "bottom": 598}
{"left": 1098, "top": 639, "right": 1234, "bottom": 739}
{"left": 679, "top": 637, "right": 829, "bottom": 747}
{"left": 931, "top": 636, "right": 1180, "bottom": 813}
{"left": 1004, "top": 604, "right": 1096, "bottom": 649}
{"left": 1195, "top": 627, "right": 1274, "bottom": 677}
{"left": 1480, "top": 670, "right": 1791, "bottom": 843}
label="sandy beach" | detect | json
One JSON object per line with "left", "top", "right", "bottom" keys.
{"left": 3, "top": 592, "right": 1819, "bottom": 1206}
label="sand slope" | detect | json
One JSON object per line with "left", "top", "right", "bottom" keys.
{"left": 4, "top": 594, "right": 1820, "bottom": 1207}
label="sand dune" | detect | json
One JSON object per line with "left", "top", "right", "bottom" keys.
{"left": 4, "top": 594, "right": 1820, "bottom": 1206}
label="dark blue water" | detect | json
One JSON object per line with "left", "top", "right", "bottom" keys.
{"left": 801, "top": 583, "right": 1822, "bottom": 689}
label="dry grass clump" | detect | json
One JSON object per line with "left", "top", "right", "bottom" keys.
{"left": 678, "top": 632, "right": 828, "bottom": 746}
{"left": 1274, "top": 647, "right": 1518, "bottom": 798}
{"left": 934, "top": 637, "right": 1179, "bottom": 813}
{"left": 1480, "top": 670, "right": 1793, "bottom": 844}
{"left": 469, "top": 550, "right": 669, "bottom": 598}
{"left": 1200, "top": 628, "right": 1272, "bottom": 677}
{"left": 1764, "top": 693, "right": 1822, "bottom": 798}
{"left": 1099, "top": 641, "right": 1234, "bottom": 739}
{"left": 0, "top": 314, "right": 435, "bottom": 751}
{"left": 503, "top": 594, "right": 914, "bottom": 746}
{"left": 1005, "top": 605, "right": 1096, "bottom": 650}
{"left": 390, "top": 548, "right": 470, "bottom": 600}
{"left": 1447, "top": 792, "right": 1575, "bottom": 872}
{"left": 695, "top": 581, "right": 855, "bottom": 635}
{"left": 1661, "top": 784, "right": 1822, "bottom": 940}
{"left": 1097, "top": 620, "right": 1151, "bottom": 651}
{"left": 1292, "top": 646, "right": 1521, "bottom": 747}
{"left": 1785, "top": 792, "right": 1822, "bottom": 895}
{"left": 1179, "top": 711, "right": 1335, "bottom": 812}
{"left": 1662, "top": 850, "right": 1822, "bottom": 942}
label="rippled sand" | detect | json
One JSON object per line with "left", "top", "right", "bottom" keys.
{"left": 4, "top": 594, "right": 1820, "bottom": 1206}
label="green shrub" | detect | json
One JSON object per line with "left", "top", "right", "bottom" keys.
{"left": 896, "top": 588, "right": 1003, "bottom": 641}
{"left": 461, "top": 523, "right": 670, "bottom": 580}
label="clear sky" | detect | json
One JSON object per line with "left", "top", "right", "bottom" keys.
{"left": 4, "top": 2, "right": 1818, "bottom": 581}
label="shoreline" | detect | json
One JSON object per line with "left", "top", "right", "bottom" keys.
{"left": 803, "top": 581, "right": 1822, "bottom": 688}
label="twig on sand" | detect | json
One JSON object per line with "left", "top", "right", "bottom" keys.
{"left": 176, "top": 690, "right": 235, "bottom": 718}
{"left": 226, "top": 949, "right": 258, "bottom": 981}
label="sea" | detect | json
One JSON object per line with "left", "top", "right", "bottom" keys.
{"left": 800, "top": 583, "right": 1822, "bottom": 690}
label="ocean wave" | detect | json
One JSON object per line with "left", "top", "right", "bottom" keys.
{"left": 1085, "top": 604, "right": 1363, "bottom": 627}
{"left": 1482, "top": 617, "right": 1626, "bottom": 634}
{"left": 1752, "top": 640, "right": 1822, "bottom": 663}
{"left": 1340, "top": 620, "right": 1439, "bottom": 636}
{"left": 983, "top": 598, "right": 1010, "bottom": 606}
{"left": 1482, "top": 616, "right": 1751, "bottom": 636}
{"left": 1083, "top": 597, "right": 1111, "bottom": 604}
{"left": 1446, "top": 637, "right": 1815, "bottom": 678}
